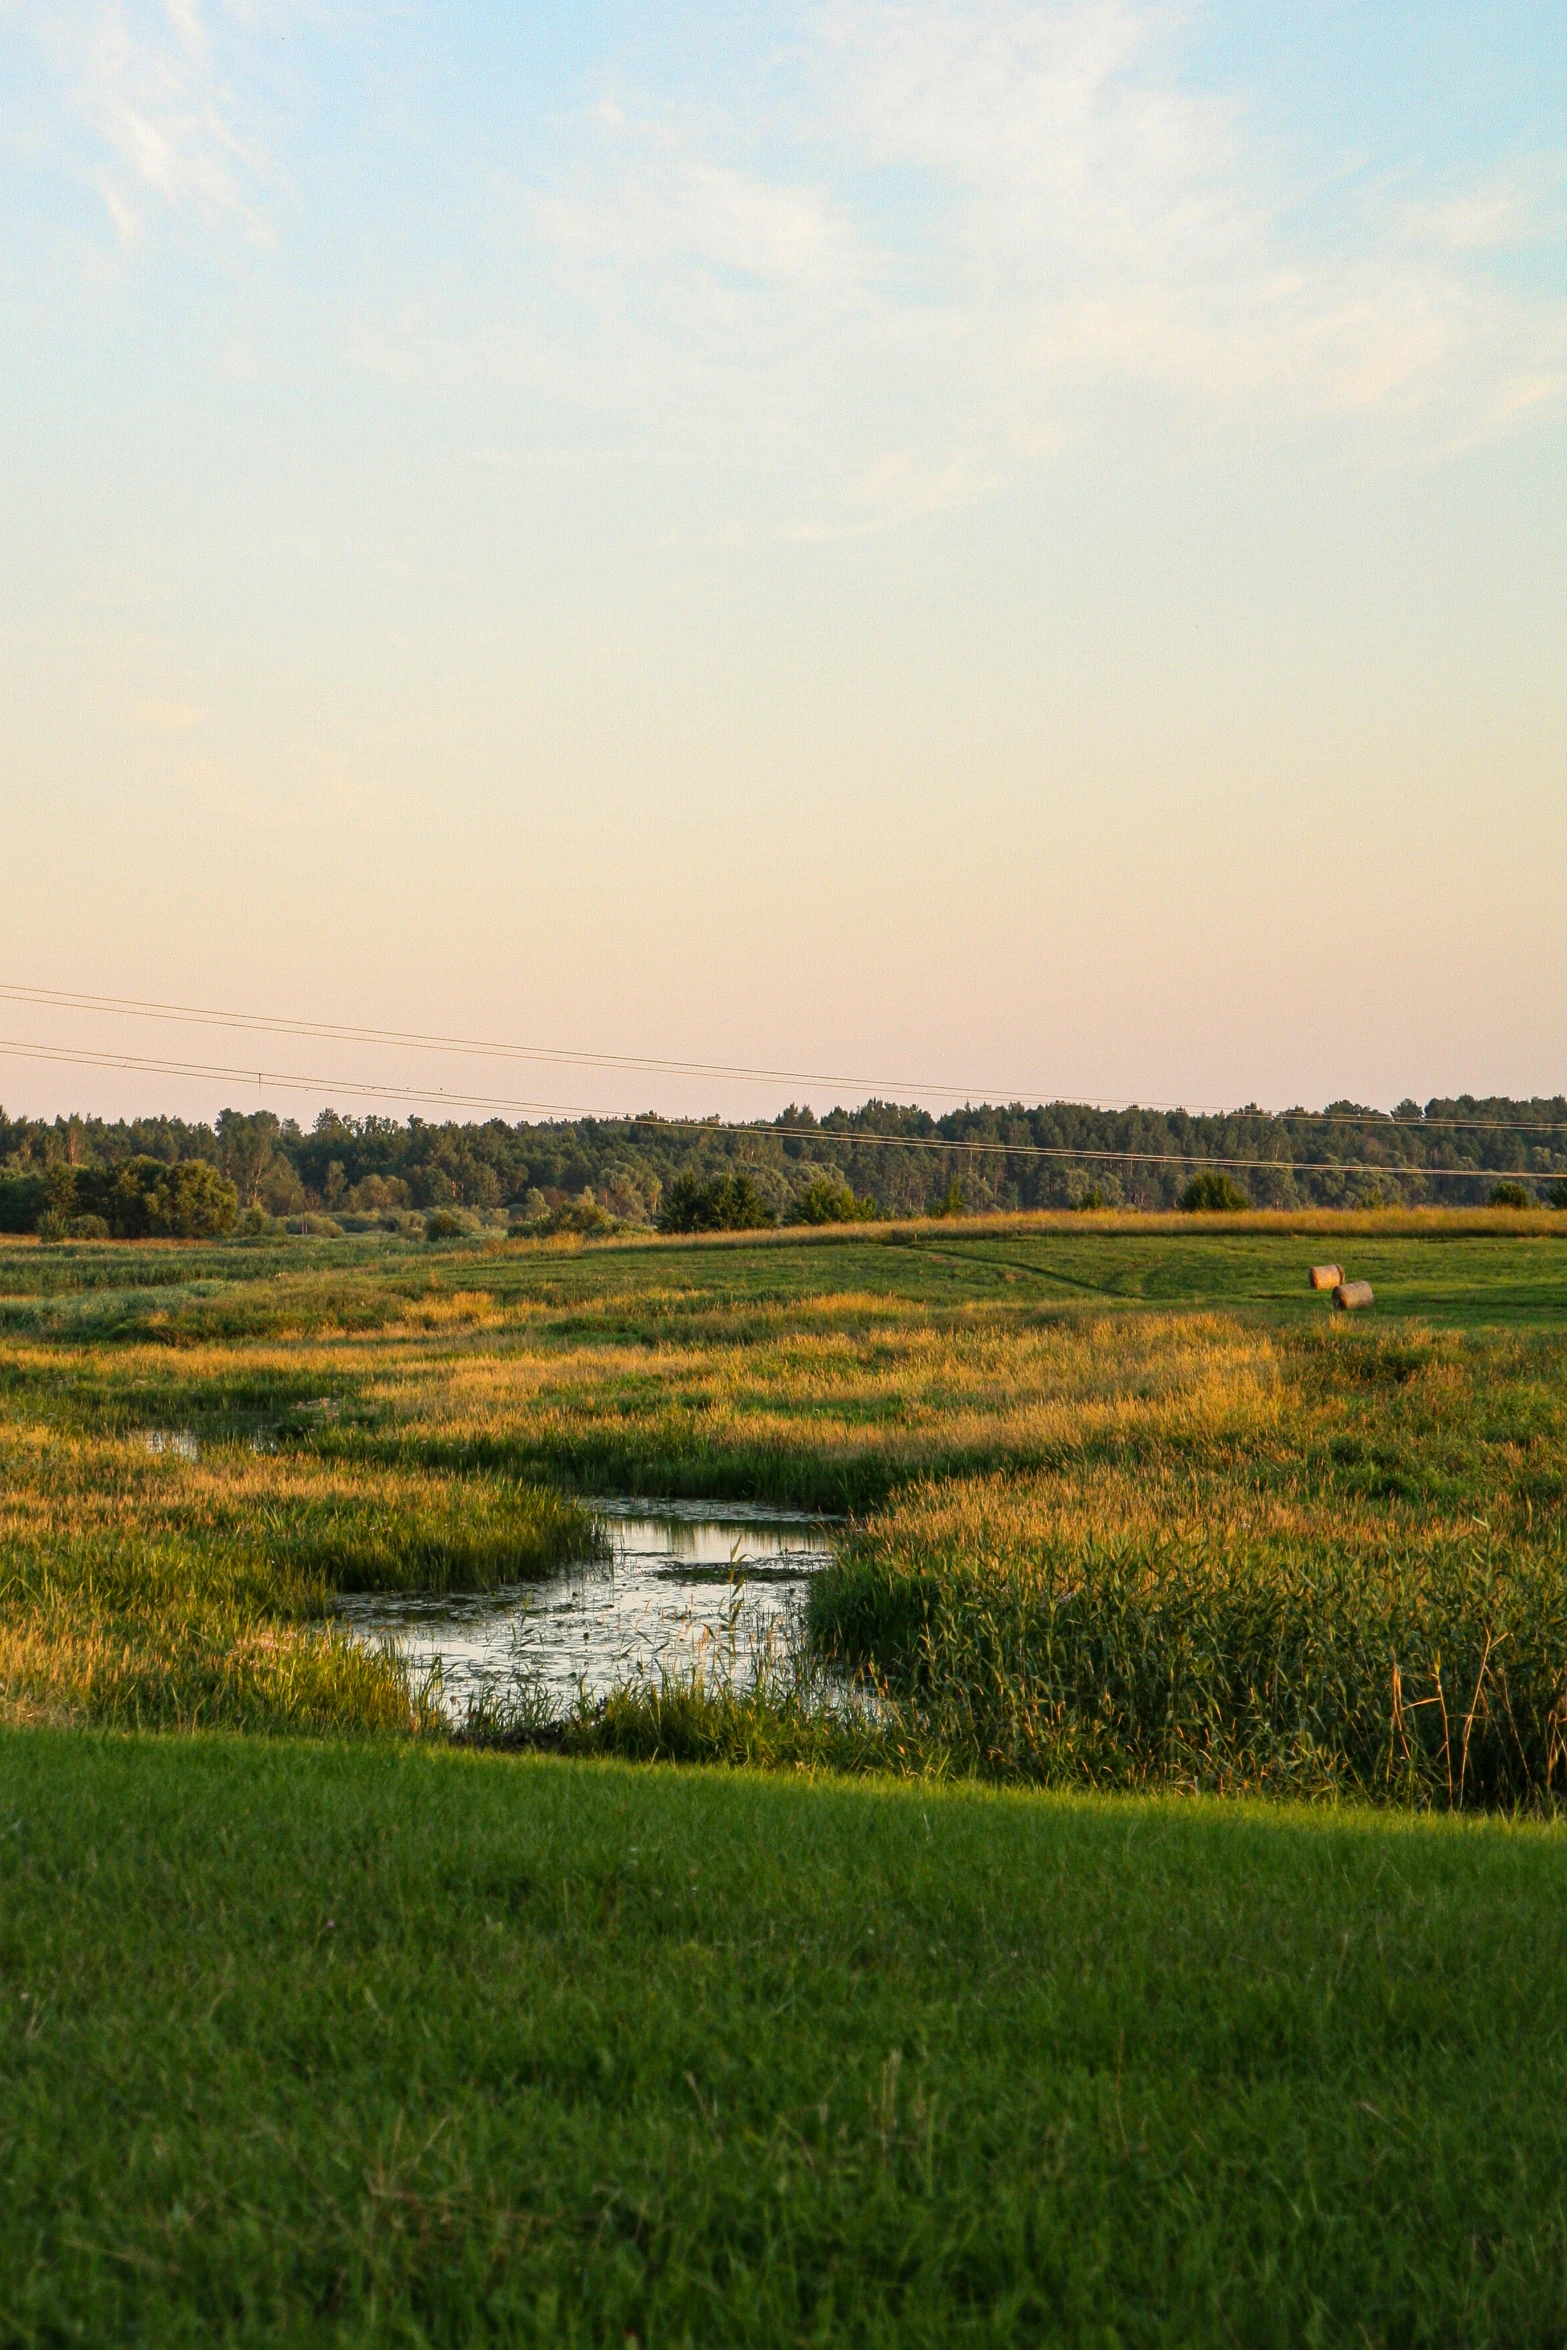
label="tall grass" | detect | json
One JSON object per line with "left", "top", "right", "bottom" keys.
{"left": 794, "top": 1326, "right": 1567, "bottom": 1807}
{"left": 345, "top": 1307, "right": 1290, "bottom": 1511}
{"left": 809, "top": 1488, "right": 1567, "bottom": 1806}
{"left": 0, "top": 1435, "right": 601, "bottom": 1731}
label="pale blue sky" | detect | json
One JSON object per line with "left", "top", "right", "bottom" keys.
{"left": 2, "top": 2, "right": 1563, "bottom": 1124}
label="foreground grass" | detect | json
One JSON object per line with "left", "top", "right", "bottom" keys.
{"left": 1, "top": 1730, "right": 1563, "bottom": 2347}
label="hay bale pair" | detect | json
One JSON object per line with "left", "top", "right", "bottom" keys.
{"left": 1308, "top": 1263, "right": 1373, "bottom": 1310}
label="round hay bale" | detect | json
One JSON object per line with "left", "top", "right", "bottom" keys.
{"left": 1333, "top": 1280, "right": 1374, "bottom": 1312}
{"left": 1309, "top": 1263, "right": 1343, "bottom": 1290}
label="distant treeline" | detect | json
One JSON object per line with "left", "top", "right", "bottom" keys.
{"left": 1, "top": 1095, "right": 1564, "bottom": 1235}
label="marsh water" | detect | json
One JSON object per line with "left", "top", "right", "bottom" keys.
{"left": 333, "top": 1498, "right": 838, "bottom": 1719}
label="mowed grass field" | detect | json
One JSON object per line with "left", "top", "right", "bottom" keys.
{"left": 1, "top": 1213, "right": 1564, "bottom": 2341}
{"left": 3, "top": 1735, "right": 1564, "bottom": 2348}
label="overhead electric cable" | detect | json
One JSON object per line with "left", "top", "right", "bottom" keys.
{"left": 1, "top": 981, "right": 1562, "bottom": 1133}
{"left": 0, "top": 1039, "right": 1554, "bottom": 1183}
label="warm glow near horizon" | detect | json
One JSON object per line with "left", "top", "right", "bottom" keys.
{"left": 2, "top": 1, "right": 1563, "bottom": 1133}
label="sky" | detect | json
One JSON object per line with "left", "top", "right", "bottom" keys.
{"left": 2, "top": 0, "right": 1564, "bottom": 1130}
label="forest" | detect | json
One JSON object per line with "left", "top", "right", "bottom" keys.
{"left": 0, "top": 1093, "right": 1563, "bottom": 1235}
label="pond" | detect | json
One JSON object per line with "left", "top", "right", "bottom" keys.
{"left": 333, "top": 1498, "right": 838, "bottom": 1720}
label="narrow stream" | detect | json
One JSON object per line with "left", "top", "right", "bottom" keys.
{"left": 333, "top": 1498, "right": 837, "bottom": 1718}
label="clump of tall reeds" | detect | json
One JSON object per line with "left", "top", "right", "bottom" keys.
{"left": 0, "top": 1546, "right": 432, "bottom": 1734}
{"left": 808, "top": 1484, "right": 1567, "bottom": 1808}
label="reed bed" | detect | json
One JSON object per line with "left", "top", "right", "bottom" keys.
{"left": 810, "top": 1488, "right": 1567, "bottom": 1806}
{"left": 784, "top": 1324, "right": 1567, "bottom": 1807}
{"left": 347, "top": 1308, "right": 1288, "bottom": 1510}
{"left": 0, "top": 1430, "right": 599, "bottom": 1730}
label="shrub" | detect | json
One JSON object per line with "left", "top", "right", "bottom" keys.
{"left": 1490, "top": 1182, "right": 1531, "bottom": 1210}
{"left": 659, "top": 1172, "right": 776, "bottom": 1234}
{"left": 930, "top": 1178, "right": 967, "bottom": 1219}
{"left": 424, "top": 1210, "right": 468, "bottom": 1241}
{"left": 65, "top": 1214, "right": 111, "bottom": 1240}
{"left": 792, "top": 1176, "right": 877, "bottom": 1226}
{"left": 529, "top": 1194, "right": 616, "bottom": 1239}
{"left": 0, "top": 1173, "right": 45, "bottom": 1234}
{"left": 1179, "top": 1171, "right": 1250, "bottom": 1213}
{"left": 50, "top": 1156, "right": 239, "bottom": 1240}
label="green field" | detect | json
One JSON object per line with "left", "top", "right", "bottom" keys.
{"left": 6, "top": 1212, "right": 1565, "bottom": 1342}
{"left": 1, "top": 1215, "right": 1564, "bottom": 2340}
{"left": 3, "top": 1734, "right": 1564, "bottom": 2347}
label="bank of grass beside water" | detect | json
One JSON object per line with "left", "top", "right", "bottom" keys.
{"left": 0, "top": 1729, "right": 1562, "bottom": 2347}
{"left": 804, "top": 1497, "right": 1567, "bottom": 1806}
{"left": 0, "top": 1437, "right": 598, "bottom": 1731}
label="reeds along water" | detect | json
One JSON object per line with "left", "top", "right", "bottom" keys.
{"left": 0, "top": 1435, "right": 602, "bottom": 1733}
{"left": 794, "top": 1319, "right": 1567, "bottom": 1805}
{"left": 809, "top": 1499, "right": 1567, "bottom": 1806}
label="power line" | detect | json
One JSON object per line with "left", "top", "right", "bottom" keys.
{"left": 0, "top": 1038, "right": 1555, "bottom": 1184}
{"left": 0, "top": 982, "right": 985, "bottom": 1100}
{"left": 2, "top": 980, "right": 1562, "bottom": 1134}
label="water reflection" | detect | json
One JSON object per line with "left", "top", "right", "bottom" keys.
{"left": 334, "top": 1497, "right": 837, "bottom": 1718}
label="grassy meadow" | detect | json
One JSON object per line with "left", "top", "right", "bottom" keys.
{"left": 2, "top": 1734, "right": 1564, "bottom": 2347}
{"left": 1, "top": 1211, "right": 1565, "bottom": 2340}
{"left": 1, "top": 1214, "right": 1562, "bottom": 1789}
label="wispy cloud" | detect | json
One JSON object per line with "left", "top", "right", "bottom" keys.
{"left": 24, "top": 0, "right": 1565, "bottom": 525}
{"left": 38, "top": 0, "right": 282, "bottom": 245}
{"left": 532, "top": 101, "right": 860, "bottom": 288}
{"left": 833, "top": 1, "right": 1565, "bottom": 425}
{"left": 516, "top": 0, "right": 1565, "bottom": 522}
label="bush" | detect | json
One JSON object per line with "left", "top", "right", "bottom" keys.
{"left": 0, "top": 1173, "right": 45, "bottom": 1234}
{"left": 930, "top": 1178, "right": 967, "bottom": 1219}
{"left": 792, "top": 1176, "right": 878, "bottom": 1226}
{"left": 659, "top": 1172, "right": 776, "bottom": 1234}
{"left": 45, "top": 1156, "right": 239, "bottom": 1240}
{"left": 424, "top": 1210, "right": 468, "bottom": 1241}
{"left": 65, "top": 1214, "right": 111, "bottom": 1240}
{"left": 1490, "top": 1183, "right": 1531, "bottom": 1210}
{"left": 555, "top": 1191, "right": 615, "bottom": 1236}
{"left": 507, "top": 1189, "right": 617, "bottom": 1241}
{"left": 1179, "top": 1171, "right": 1250, "bottom": 1213}
{"left": 235, "top": 1207, "right": 282, "bottom": 1238}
